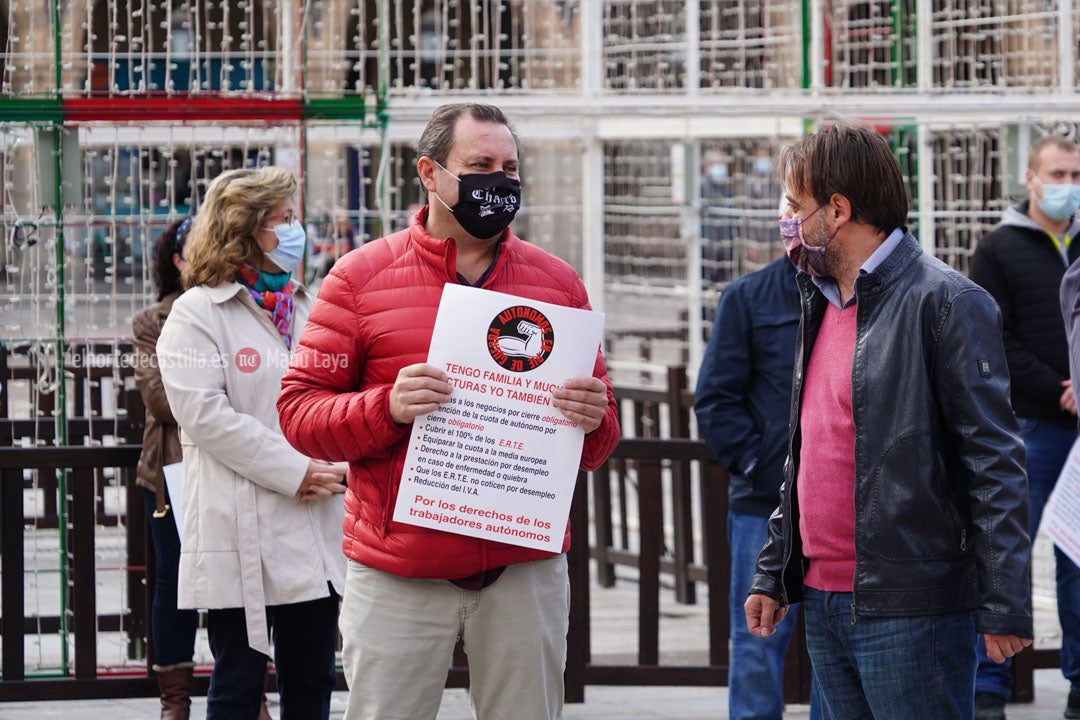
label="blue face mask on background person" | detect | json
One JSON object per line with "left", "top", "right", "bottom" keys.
{"left": 1038, "top": 183, "right": 1080, "bottom": 221}
{"left": 264, "top": 218, "right": 307, "bottom": 273}
{"left": 708, "top": 163, "right": 729, "bottom": 183}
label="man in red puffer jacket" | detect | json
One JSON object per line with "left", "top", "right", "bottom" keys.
{"left": 277, "top": 102, "right": 620, "bottom": 720}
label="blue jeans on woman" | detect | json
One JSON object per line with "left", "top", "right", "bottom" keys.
{"left": 975, "top": 416, "right": 1080, "bottom": 699}
{"left": 142, "top": 488, "right": 198, "bottom": 667}
{"left": 729, "top": 512, "right": 822, "bottom": 720}
{"left": 206, "top": 591, "right": 339, "bottom": 720}
{"left": 803, "top": 588, "right": 978, "bottom": 719}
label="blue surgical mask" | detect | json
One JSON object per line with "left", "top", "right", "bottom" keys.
{"left": 1038, "top": 183, "right": 1080, "bottom": 221}
{"left": 264, "top": 219, "right": 307, "bottom": 273}
{"left": 708, "top": 164, "right": 729, "bottom": 183}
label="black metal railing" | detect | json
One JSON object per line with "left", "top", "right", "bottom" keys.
{"left": 0, "top": 340, "right": 1050, "bottom": 703}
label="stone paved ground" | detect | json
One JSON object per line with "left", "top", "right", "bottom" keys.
{"left": 0, "top": 545, "right": 1071, "bottom": 719}
{"left": 4, "top": 418, "right": 1069, "bottom": 719}
{"left": 0, "top": 669, "right": 1068, "bottom": 719}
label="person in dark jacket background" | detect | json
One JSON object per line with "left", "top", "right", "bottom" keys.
{"left": 745, "top": 125, "right": 1032, "bottom": 720}
{"left": 133, "top": 217, "right": 199, "bottom": 720}
{"left": 695, "top": 255, "right": 821, "bottom": 720}
{"left": 972, "top": 134, "right": 1080, "bottom": 720}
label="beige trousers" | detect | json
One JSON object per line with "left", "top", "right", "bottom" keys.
{"left": 339, "top": 555, "right": 569, "bottom": 720}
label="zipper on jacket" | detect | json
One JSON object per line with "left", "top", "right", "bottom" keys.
{"left": 937, "top": 451, "right": 968, "bottom": 552}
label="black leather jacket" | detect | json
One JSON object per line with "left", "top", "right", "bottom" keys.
{"left": 750, "top": 233, "right": 1033, "bottom": 638}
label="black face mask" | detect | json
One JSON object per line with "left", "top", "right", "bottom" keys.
{"left": 434, "top": 161, "right": 521, "bottom": 239}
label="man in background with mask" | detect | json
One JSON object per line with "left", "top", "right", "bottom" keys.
{"left": 744, "top": 144, "right": 783, "bottom": 249}
{"left": 276, "top": 103, "right": 620, "bottom": 720}
{"left": 970, "top": 134, "right": 1080, "bottom": 720}
{"left": 701, "top": 147, "right": 736, "bottom": 283}
{"left": 745, "top": 125, "right": 1032, "bottom": 720}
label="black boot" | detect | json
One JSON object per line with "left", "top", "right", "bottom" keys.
{"left": 1065, "top": 688, "right": 1080, "bottom": 719}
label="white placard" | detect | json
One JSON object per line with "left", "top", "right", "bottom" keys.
{"left": 1044, "top": 436, "right": 1080, "bottom": 568}
{"left": 162, "top": 461, "right": 184, "bottom": 543}
{"left": 392, "top": 284, "right": 605, "bottom": 552}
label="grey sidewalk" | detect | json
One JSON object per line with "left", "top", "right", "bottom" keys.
{"left": 2, "top": 533, "right": 1069, "bottom": 718}
{"left": 0, "top": 670, "right": 1069, "bottom": 719}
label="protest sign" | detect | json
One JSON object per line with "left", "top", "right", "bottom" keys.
{"left": 1044, "top": 437, "right": 1080, "bottom": 568}
{"left": 393, "top": 284, "right": 604, "bottom": 552}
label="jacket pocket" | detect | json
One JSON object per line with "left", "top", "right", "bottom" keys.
{"left": 866, "top": 432, "right": 968, "bottom": 562}
{"left": 750, "top": 311, "right": 799, "bottom": 369}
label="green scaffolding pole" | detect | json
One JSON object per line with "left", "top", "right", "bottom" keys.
{"left": 52, "top": 0, "right": 71, "bottom": 679}
{"left": 891, "top": 0, "right": 904, "bottom": 88}
{"left": 800, "top": 0, "right": 815, "bottom": 137}
{"left": 0, "top": 3, "right": 72, "bottom": 682}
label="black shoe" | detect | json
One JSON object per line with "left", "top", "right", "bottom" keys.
{"left": 974, "top": 691, "right": 1007, "bottom": 720}
{"left": 1065, "top": 689, "right": 1080, "bottom": 719}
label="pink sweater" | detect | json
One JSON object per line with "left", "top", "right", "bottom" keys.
{"left": 798, "top": 301, "right": 858, "bottom": 591}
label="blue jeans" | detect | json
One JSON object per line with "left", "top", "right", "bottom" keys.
{"left": 729, "top": 512, "right": 822, "bottom": 720}
{"left": 803, "top": 588, "right": 978, "bottom": 719}
{"left": 975, "top": 416, "right": 1080, "bottom": 697}
{"left": 206, "top": 592, "right": 339, "bottom": 720}
{"left": 141, "top": 488, "right": 198, "bottom": 667}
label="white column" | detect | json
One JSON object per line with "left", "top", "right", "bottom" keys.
{"left": 578, "top": 0, "right": 604, "bottom": 312}
{"left": 1060, "top": 0, "right": 1075, "bottom": 92}
{"left": 580, "top": 0, "right": 603, "bottom": 99}
{"left": 680, "top": 142, "right": 704, "bottom": 378}
{"left": 917, "top": 122, "right": 935, "bottom": 254}
{"left": 581, "top": 136, "right": 605, "bottom": 315}
{"left": 810, "top": 0, "right": 825, "bottom": 93}
{"left": 917, "top": 0, "right": 932, "bottom": 92}
{"left": 685, "top": 0, "right": 700, "bottom": 96}
{"left": 280, "top": 0, "right": 297, "bottom": 94}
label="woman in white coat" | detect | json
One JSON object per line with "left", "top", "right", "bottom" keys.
{"left": 157, "top": 166, "right": 346, "bottom": 720}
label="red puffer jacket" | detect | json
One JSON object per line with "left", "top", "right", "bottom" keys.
{"left": 278, "top": 211, "right": 621, "bottom": 579}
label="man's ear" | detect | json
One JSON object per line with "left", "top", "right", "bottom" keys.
{"left": 829, "top": 193, "right": 853, "bottom": 224}
{"left": 417, "top": 156, "right": 437, "bottom": 195}
{"left": 1024, "top": 167, "right": 1038, "bottom": 193}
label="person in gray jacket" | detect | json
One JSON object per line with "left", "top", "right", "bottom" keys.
{"left": 1057, "top": 252, "right": 1080, "bottom": 720}
{"left": 745, "top": 125, "right": 1032, "bottom": 720}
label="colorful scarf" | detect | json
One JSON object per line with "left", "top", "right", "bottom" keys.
{"left": 236, "top": 264, "right": 295, "bottom": 348}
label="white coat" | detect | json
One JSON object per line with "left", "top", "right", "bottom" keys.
{"left": 156, "top": 279, "right": 345, "bottom": 656}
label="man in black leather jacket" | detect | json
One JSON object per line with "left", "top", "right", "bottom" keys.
{"left": 744, "top": 125, "right": 1033, "bottom": 720}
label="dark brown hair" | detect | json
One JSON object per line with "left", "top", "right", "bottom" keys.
{"left": 150, "top": 216, "right": 193, "bottom": 301}
{"left": 779, "top": 125, "right": 909, "bottom": 234}
{"left": 416, "top": 103, "right": 520, "bottom": 167}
